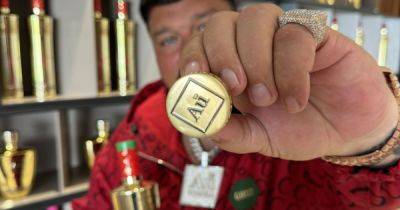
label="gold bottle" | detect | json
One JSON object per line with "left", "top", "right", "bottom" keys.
{"left": 0, "top": 131, "right": 36, "bottom": 199}
{"left": 115, "top": 1, "right": 136, "bottom": 96}
{"left": 378, "top": 23, "right": 388, "bottom": 67}
{"left": 94, "top": 0, "right": 111, "bottom": 95}
{"left": 349, "top": 0, "right": 362, "bottom": 9}
{"left": 111, "top": 140, "right": 160, "bottom": 210}
{"left": 355, "top": 21, "right": 364, "bottom": 47}
{"left": 84, "top": 120, "right": 110, "bottom": 169}
{"left": 327, "top": 0, "right": 335, "bottom": 5}
{"left": 28, "top": 0, "right": 56, "bottom": 101}
{"left": 0, "top": 0, "right": 23, "bottom": 100}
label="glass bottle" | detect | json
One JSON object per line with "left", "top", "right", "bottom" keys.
{"left": 0, "top": 0, "right": 24, "bottom": 100}
{"left": 84, "top": 120, "right": 110, "bottom": 169}
{"left": 94, "top": 0, "right": 111, "bottom": 95}
{"left": 111, "top": 140, "right": 160, "bottom": 210}
{"left": 28, "top": 0, "right": 57, "bottom": 101}
{"left": 115, "top": 0, "right": 136, "bottom": 96}
{"left": 0, "top": 131, "right": 36, "bottom": 199}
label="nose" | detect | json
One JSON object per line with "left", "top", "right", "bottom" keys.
{"left": 181, "top": 29, "right": 194, "bottom": 48}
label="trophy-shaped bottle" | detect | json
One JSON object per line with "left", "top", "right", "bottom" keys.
{"left": 0, "top": 131, "right": 36, "bottom": 199}
{"left": 111, "top": 140, "right": 160, "bottom": 210}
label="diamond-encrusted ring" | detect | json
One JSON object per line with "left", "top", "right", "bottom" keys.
{"left": 278, "top": 9, "right": 328, "bottom": 45}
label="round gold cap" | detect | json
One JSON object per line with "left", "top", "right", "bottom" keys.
{"left": 166, "top": 73, "right": 232, "bottom": 138}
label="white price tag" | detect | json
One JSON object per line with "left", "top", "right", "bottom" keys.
{"left": 179, "top": 165, "right": 224, "bottom": 209}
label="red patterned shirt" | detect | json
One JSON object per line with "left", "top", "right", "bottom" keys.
{"left": 72, "top": 81, "right": 400, "bottom": 210}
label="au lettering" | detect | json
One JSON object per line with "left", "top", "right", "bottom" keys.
{"left": 187, "top": 94, "right": 209, "bottom": 122}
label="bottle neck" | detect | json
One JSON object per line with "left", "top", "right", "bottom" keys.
{"left": 3, "top": 131, "right": 18, "bottom": 152}
{"left": 32, "top": 0, "right": 45, "bottom": 15}
{"left": 124, "top": 175, "right": 139, "bottom": 186}
{"left": 94, "top": 11, "right": 102, "bottom": 19}
{"left": 98, "top": 130, "right": 108, "bottom": 139}
{"left": 0, "top": 7, "right": 9, "bottom": 15}
{"left": 94, "top": 0, "right": 102, "bottom": 18}
{"left": 97, "top": 120, "right": 109, "bottom": 139}
{"left": 116, "top": 1, "right": 128, "bottom": 20}
{"left": 116, "top": 141, "right": 140, "bottom": 186}
{"left": 0, "top": 0, "right": 9, "bottom": 14}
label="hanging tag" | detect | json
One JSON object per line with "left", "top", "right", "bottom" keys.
{"left": 179, "top": 163, "right": 224, "bottom": 208}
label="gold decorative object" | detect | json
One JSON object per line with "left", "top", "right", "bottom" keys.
{"left": 0, "top": 131, "right": 36, "bottom": 199}
{"left": 349, "top": 0, "right": 362, "bottom": 9}
{"left": 378, "top": 23, "right": 388, "bottom": 67}
{"left": 327, "top": 0, "right": 335, "bottom": 5}
{"left": 0, "top": 0, "right": 23, "bottom": 99}
{"left": 166, "top": 73, "right": 232, "bottom": 138}
{"left": 94, "top": 0, "right": 111, "bottom": 95}
{"left": 111, "top": 140, "right": 160, "bottom": 210}
{"left": 84, "top": 120, "right": 110, "bottom": 169}
{"left": 28, "top": 0, "right": 56, "bottom": 101}
{"left": 115, "top": 1, "right": 136, "bottom": 96}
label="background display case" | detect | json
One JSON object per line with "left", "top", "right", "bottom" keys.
{"left": 0, "top": 0, "right": 399, "bottom": 210}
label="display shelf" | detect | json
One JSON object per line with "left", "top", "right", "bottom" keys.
{"left": 0, "top": 92, "right": 134, "bottom": 115}
{"left": 280, "top": 0, "right": 381, "bottom": 15}
{"left": 0, "top": 171, "right": 88, "bottom": 210}
{"left": 67, "top": 166, "right": 91, "bottom": 187}
{"left": 0, "top": 183, "right": 88, "bottom": 210}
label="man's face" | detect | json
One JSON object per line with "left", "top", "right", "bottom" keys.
{"left": 148, "top": 0, "right": 233, "bottom": 88}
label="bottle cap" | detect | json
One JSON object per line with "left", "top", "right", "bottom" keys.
{"left": 116, "top": 140, "right": 136, "bottom": 152}
{"left": 166, "top": 73, "right": 232, "bottom": 138}
{"left": 0, "top": 0, "right": 10, "bottom": 14}
{"left": 116, "top": 0, "right": 128, "bottom": 19}
{"left": 3, "top": 131, "right": 18, "bottom": 152}
{"left": 94, "top": 0, "right": 102, "bottom": 17}
{"left": 32, "top": 0, "right": 45, "bottom": 15}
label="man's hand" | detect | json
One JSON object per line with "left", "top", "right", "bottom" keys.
{"left": 178, "top": 4, "right": 398, "bottom": 161}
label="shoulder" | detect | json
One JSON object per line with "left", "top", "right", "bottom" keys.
{"left": 124, "top": 80, "right": 167, "bottom": 123}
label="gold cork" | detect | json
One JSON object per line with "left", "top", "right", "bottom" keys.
{"left": 166, "top": 73, "right": 232, "bottom": 138}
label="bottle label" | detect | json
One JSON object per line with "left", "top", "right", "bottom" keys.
{"left": 116, "top": 141, "right": 139, "bottom": 178}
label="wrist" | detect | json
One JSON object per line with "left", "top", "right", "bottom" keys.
{"left": 334, "top": 89, "right": 398, "bottom": 157}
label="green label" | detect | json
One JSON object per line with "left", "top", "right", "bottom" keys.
{"left": 228, "top": 178, "right": 260, "bottom": 210}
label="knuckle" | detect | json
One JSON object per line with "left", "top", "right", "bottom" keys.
{"left": 275, "top": 25, "right": 314, "bottom": 44}
{"left": 240, "top": 3, "right": 283, "bottom": 18}
{"left": 205, "top": 11, "right": 238, "bottom": 35}
{"left": 274, "top": 26, "right": 296, "bottom": 43}
{"left": 209, "top": 10, "right": 238, "bottom": 23}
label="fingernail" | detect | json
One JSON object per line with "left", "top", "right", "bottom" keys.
{"left": 185, "top": 61, "right": 200, "bottom": 75}
{"left": 220, "top": 68, "right": 239, "bottom": 91}
{"left": 285, "top": 96, "right": 301, "bottom": 113}
{"left": 250, "top": 83, "right": 274, "bottom": 106}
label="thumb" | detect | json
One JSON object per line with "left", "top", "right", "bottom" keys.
{"left": 212, "top": 114, "right": 275, "bottom": 156}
